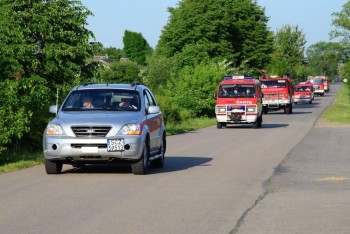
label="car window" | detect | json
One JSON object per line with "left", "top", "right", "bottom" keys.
{"left": 145, "top": 89, "right": 156, "bottom": 106}
{"left": 61, "top": 89, "right": 140, "bottom": 111}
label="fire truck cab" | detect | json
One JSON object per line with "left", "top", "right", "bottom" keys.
{"left": 259, "top": 76, "right": 293, "bottom": 114}
{"left": 308, "top": 76, "right": 325, "bottom": 96}
{"left": 293, "top": 82, "right": 314, "bottom": 104}
{"left": 215, "top": 76, "right": 263, "bottom": 129}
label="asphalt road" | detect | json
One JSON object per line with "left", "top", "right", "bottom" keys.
{"left": 238, "top": 83, "right": 350, "bottom": 234}
{"left": 0, "top": 84, "right": 342, "bottom": 234}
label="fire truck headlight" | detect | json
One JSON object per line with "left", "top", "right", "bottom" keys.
{"left": 247, "top": 107, "right": 256, "bottom": 112}
{"left": 216, "top": 106, "right": 226, "bottom": 113}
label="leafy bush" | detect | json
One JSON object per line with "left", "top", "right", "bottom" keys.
{"left": 163, "top": 61, "right": 226, "bottom": 118}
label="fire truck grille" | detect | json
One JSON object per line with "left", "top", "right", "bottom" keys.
{"left": 229, "top": 113, "right": 242, "bottom": 121}
{"left": 71, "top": 126, "right": 111, "bottom": 137}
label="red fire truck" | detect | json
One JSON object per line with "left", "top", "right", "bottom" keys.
{"left": 293, "top": 82, "right": 314, "bottom": 104}
{"left": 307, "top": 76, "right": 325, "bottom": 96}
{"left": 259, "top": 76, "right": 293, "bottom": 114}
{"left": 215, "top": 76, "right": 263, "bottom": 129}
{"left": 323, "top": 76, "right": 330, "bottom": 92}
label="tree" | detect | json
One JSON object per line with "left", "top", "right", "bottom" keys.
{"left": 123, "top": 30, "right": 153, "bottom": 65}
{"left": 274, "top": 25, "right": 306, "bottom": 68}
{"left": 306, "top": 42, "right": 342, "bottom": 79}
{"left": 0, "top": 0, "right": 100, "bottom": 153}
{"left": 331, "top": 1, "right": 350, "bottom": 87}
{"left": 155, "top": 0, "right": 273, "bottom": 71}
{"left": 98, "top": 60, "right": 142, "bottom": 84}
{"left": 163, "top": 61, "right": 227, "bottom": 118}
{"left": 0, "top": 0, "right": 100, "bottom": 85}
{"left": 96, "top": 46, "right": 124, "bottom": 61}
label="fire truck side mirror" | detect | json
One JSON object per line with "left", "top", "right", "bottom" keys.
{"left": 213, "top": 92, "right": 217, "bottom": 99}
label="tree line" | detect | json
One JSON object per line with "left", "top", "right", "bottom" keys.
{"left": 0, "top": 0, "right": 349, "bottom": 157}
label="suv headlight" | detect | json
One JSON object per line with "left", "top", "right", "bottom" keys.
{"left": 119, "top": 124, "right": 141, "bottom": 135}
{"left": 45, "top": 123, "right": 65, "bottom": 135}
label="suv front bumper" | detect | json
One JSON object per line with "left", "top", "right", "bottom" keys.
{"left": 43, "top": 135, "right": 146, "bottom": 162}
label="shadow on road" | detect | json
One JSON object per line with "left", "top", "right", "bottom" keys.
{"left": 61, "top": 156, "right": 213, "bottom": 174}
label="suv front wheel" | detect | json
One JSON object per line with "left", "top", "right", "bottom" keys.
{"left": 132, "top": 144, "right": 149, "bottom": 175}
{"left": 45, "top": 159, "right": 63, "bottom": 174}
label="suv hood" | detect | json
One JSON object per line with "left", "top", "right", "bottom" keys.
{"left": 54, "top": 111, "right": 142, "bottom": 125}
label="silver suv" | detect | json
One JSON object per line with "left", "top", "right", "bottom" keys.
{"left": 43, "top": 83, "right": 166, "bottom": 175}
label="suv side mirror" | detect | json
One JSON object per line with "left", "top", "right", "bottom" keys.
{"left": 49, "top": 105, "right": 58, "bottom": 114}
{"left": 148, "top": 106, "right": 160, "bottom": 114}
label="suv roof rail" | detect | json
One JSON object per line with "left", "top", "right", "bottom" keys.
{"left": 83, "top": 82, "right": 95, "bottom": 86}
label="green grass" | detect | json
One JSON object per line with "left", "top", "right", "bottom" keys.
{"left": 0, "top": 150, "right": 44, "bottom": 174}
{"left": 166, "top": 117, "right": 216, "bottom": 135}
{"left": 322, "top": 85, "right": 350, "bottom": 124}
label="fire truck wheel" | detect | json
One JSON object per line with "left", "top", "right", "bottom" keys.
{"left": 263, "top": 107, "right": 268, "bottom": 114}
{"left": 284, "top": 104, "right": 292, "bottom": 114}
{"left": 253, "top": 120, "right": 259, "bottom": 129}
{"left": 257, "top": 115, "right": 262, "bottom": 128}
{"left": 217, "top": 122, "right": 223, "bottom": 129}
{"left": 309, "top": 100, "right": 312, "bottom": 104}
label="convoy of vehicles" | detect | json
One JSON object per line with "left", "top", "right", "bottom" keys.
{"left": 42, "top": 74, "right": 331, "bottom": 174}
{"left": 293, "top": 82, "right": 314, "bottom": 104}
{"left": 307, "top": 76, "right": 325, "bottom": 96}
{"left": 259, "top": 76, "right": 293, "bottom": 114}
{"left": 215, "top": 76, "right": 263, "bottom": 129}
{"left": 43, "top": 83, "right": 166, "bottom": 175}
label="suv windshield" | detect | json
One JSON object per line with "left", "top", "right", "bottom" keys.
{"left": 62, "top": 89, "right": 140, "bottom": 111}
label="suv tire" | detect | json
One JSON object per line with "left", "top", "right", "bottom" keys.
{"left": 132, "top": 144, "right": 149, "bottom": 175}
{"left": 150, "top": 137, "right": 165, "bottom": 168}
{"left": 45, "top": 159, "right": 63, "bottom": 174}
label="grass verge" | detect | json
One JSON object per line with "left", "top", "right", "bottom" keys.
{"left": 166, "top": 117, "right": 216, "bottom": 135}
{"left": 0, "top": 150, "right": 44, "bottom": 174}
{"left": 322, "top": 84, "right": 350, "bottom": 124}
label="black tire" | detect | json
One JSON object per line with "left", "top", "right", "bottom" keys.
{"left": 253, "top": 120, "right": 259, "bottom": 129}
{"left": 263, "top": 107, "right": 268, "bottom": 114}
{"left": 309, "top": 100, "right": 312, "bottom": 104}
{"left": 257, "top": 115, "right": 262, "bottom": 128}
{"left": 150, "top": 136, "right": 165, "bottom": 168}
{"left": 217, "top": 122, "right": 223, "bottom": 129}
{"left": 45, "top": 159, "right": 63, "bottom": 174}
{"left": 284, "top": 104, "right": 292, "bottom": 114}
{"left": 132, "top": 144, "right": 149, "bottom": 175}
{"left": 288, "top": 104, "right": 293, "bottom": 114}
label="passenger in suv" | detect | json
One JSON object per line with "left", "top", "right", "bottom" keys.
{"left": 43, "top": 83, "right": 166, "bottom": 175}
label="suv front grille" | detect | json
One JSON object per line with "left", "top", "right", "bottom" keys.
{"left": 71, "top": 126, "right": 111, "bottom": 137}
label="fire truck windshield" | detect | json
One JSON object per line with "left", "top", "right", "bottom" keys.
{"left": 219, "top": 85, "right": 255, "bottom": 98}
{"left": 309, "top": 79, "right": 323, "bottom": 85}
{"left": 260, "top": 80, "right": 287, "bottom": 88}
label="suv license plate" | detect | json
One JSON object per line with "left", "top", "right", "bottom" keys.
{"left": 107, "top": 139, "right": 125, "bottom": 152}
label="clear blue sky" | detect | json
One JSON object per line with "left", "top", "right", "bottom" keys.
{"left": 81, "top": 0, "right": 347, "bottom": 49}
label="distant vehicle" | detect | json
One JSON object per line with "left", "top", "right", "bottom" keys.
{"left": 323, "top": 76, "right": 330, "bottom": 92}
{"left": 259, "top": 76, "right": 293, "bottom": 114}
{"left": 293, "top": 82, "right": 314, "bottom": 104}
{"left": 43, "top": 83, "right": 166, "bottom": 175}
{"left": 307, "top": 76, "right": 325, "bottom": 96}
{"left": 215, "top": 75, "right": 263, "bottom": 129}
